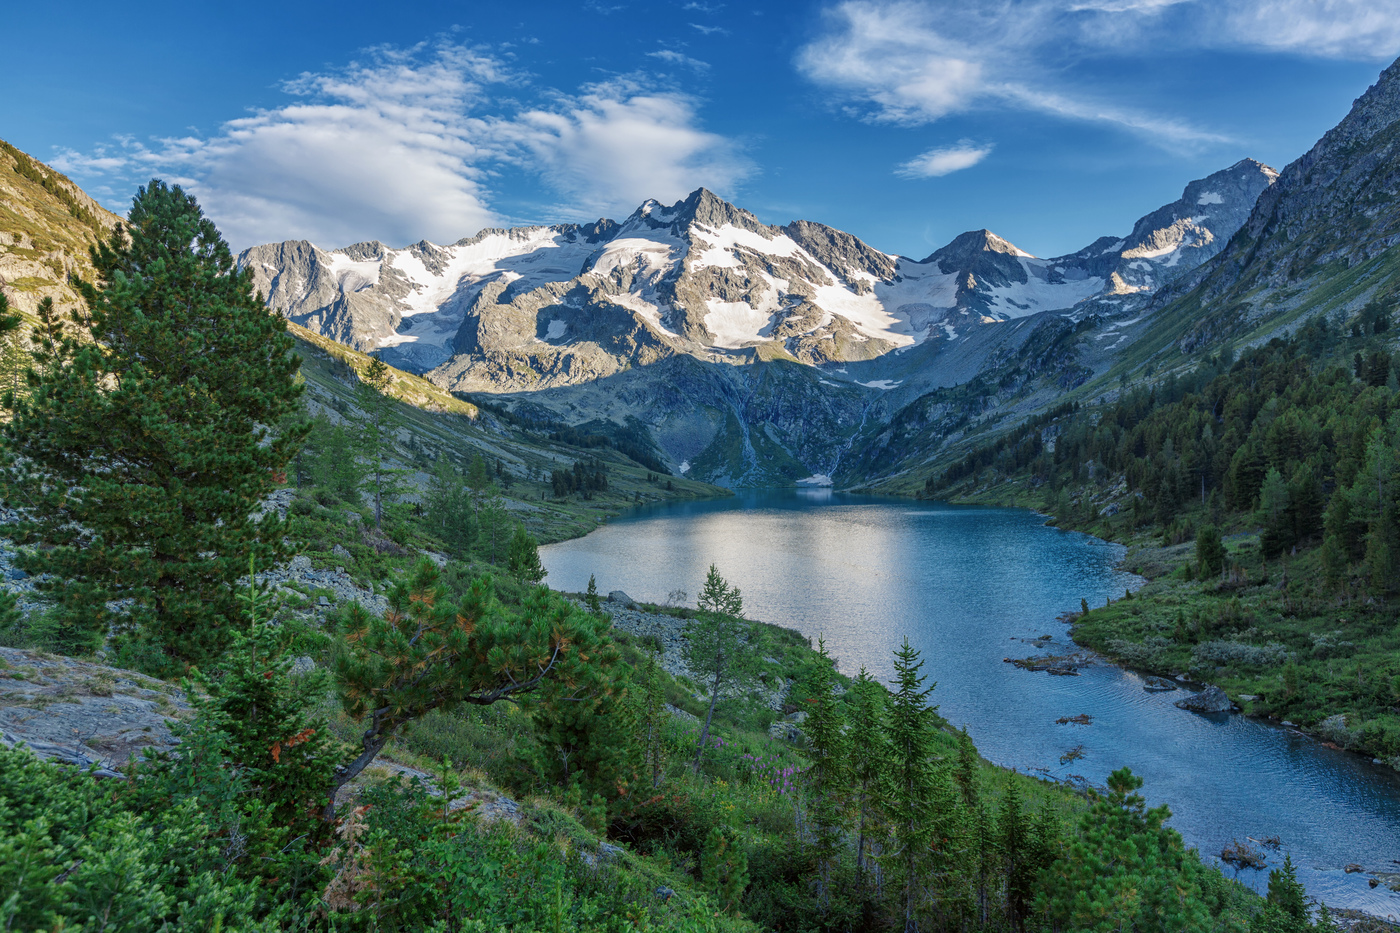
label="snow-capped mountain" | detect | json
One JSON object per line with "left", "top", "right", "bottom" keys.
{"left": 238, "top": 159, "right": 1275, "bottom": 394}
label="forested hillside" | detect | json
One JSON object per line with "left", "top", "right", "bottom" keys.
{"left": 925, "top": 311, "right": 1400, "bottom": 765}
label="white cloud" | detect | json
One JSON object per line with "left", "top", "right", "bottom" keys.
{"left": 690, "top": 23, "right": 729, "bottom": 35}
{"left": 495, "top": 79, "right": 753, "bottom": 216}
{"left": 647, "top": 49, "right": 712, "bottom": 71}
{"left": 1211, "top": 1, "right": 1400, "bottom": 60}
{"left": 896, "top": 141, "right": 992, "bottom": 177}
{"left": 797, "top": 0, "right": 1400, "bottom": 151}
{"left": 57, "top": 45, "right": 509, "bottom": 250}
{"left": 51, "top": 43, "right": 750, "bottom": 251}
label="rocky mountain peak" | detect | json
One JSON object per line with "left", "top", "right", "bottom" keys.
{"left": 924, "top": 229, "right": 1033, "bottom": 287}
{"left": 782, "top": 219, "right": 898, "bottom": 286}
{"left": 670, "top": 187, "right": 772, "bottom": 237}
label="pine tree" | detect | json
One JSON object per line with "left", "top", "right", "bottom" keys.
{"left": 306, "top": 412, "right": 366, "bottom": 503}
{"left": 527, "top": 620, "right": 626, "bottom": 792}
{"left": 683, "top": 564, "right": 752, "bottom": 771}
{"left": 189, "top": 561, "right": 339, "bottom": 829}
{"left": 477, "top": 485, "right": 510, "bottom": 565}
{"left": 355, "top": 358, "right": 407, "bottom": 530}
{"left": 999, "top": 779, "right": 1033, "bottom": 930}
{"left": 1260, "top": 854, "right": 1311, "bottom": 931}
{"left": 701, "top": 824, "right": 750, "bottom": 914}
{"left": 847, "top": 668, "right": 891, "bottom": 906}
{"left": 585, "top": 574, "right": 602, "bottom": 614}
{"left": 506, "top": 523, "right": 548, "bottom": 585}
{"left": 1196, "top": 524, "right": 1226, "bottom": 580}
{"left": 803, "top": 637, "right": 849, "bottom": 915}
{"left": 953, "top": 727, "right": 979, "bottom": 810}
{"left": 1036, "top": 767, "right": 1214, "bottom": 933}
{"left": 1, "top": 181, "right": 306, "bottom": 670}
{"left": 424, "top": 454, "right": 476, "bottom": 556}
{"left": 629, "top": 645, "right": 669, "bottom": 790}
{"left": 328, "top": 559, "right": 607, "bottom": 818}
{"left": 886, "top": 637, "right": 940, "bottom": 933}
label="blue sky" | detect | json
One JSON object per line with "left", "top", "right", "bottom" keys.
{"left": 3, "top": 1, "right": 1397, "bottom": 258}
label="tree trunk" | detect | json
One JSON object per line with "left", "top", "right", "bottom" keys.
{"left": 694, "top": 666, "right": 723, "bottom": 772}
{"left": 325, "top": 708, "right": 396, "bottom": 821}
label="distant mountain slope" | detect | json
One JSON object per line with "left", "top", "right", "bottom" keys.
{"left": 0, "top": 139, "right": 122, "bottom": 318}
{"left": 861, "top": 56, "right": 1400, "bottom": 495}
{"left": 1115, "top": 57, "right": 1400, "bottom": 366}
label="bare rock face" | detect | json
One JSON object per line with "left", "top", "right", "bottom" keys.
{"left": 0, "top": 647, "right": 191, "bottom": 776}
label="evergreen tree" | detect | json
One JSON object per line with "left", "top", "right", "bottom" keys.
{"left": 477, "top": 485, "right": 510, "bottom": 565}
{"left": 0, "top": 181, "right": 306, "bottom": 670}
{"left": 466, "top": 452, "right": 491, "bottom": 520}
{"left": 683, "top": 564, "right": 752, "bottom": 771}
{"left": 527, "top": 618, "right": 626, "bottom": 792}
{"left": 847, "top": 668, "right": 891, "bottom": 905}
{"left": 1036, "top": 767, "right": 1219, "bottom": 933}
{"left": 329, "top": 559, "right": 607, "bottom": 818}
{"left": 424, "top": 454, "right": 476, "bottom": 556}
{"left": 1259, "top": 467, "right": 1293, "bottom": 559}
{"left": 803, "top": 637, "right": 849, "bottom": 915}
{"left": 886, "top": 637, "right": 940, "bottom": 933}
{"left": 999, "top": 779, "right": 1039, "bottom": 930}
{"left": 1253, "top": 854, "right": 1312, "bottom": 933}
{"left": 585, "top": 573, "right": 602, "bottom": 614}
{"left": 188, "top": 563, "right": 339, "bottom": 830}
{"left": 953, "top": 727, "right": 979, "bottom": 810}
{"left": 0, "top": 291, "right": 24, "bottom": 407}
{"left": 701, "top": 824, "right": 750, "bottom": 915}
{"left": 355, "top": 358, "right": 407, "bottom": 530}
{"left": 306, "top": 412, "right": 365, "bottom": 503}
{"left": 506, "top": 522, "right": 547, "bottom": 585}
{"left": 1196, "top": 524, "right": 1226, "bottom": 580}
{"left": 629, "top": 645, "right": 669, "bottom": 790}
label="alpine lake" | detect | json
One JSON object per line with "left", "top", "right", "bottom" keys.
{"left": 541, "top": 489, "right": 1400, "bottom": 918}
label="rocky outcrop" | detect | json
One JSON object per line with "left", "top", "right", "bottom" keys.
{"left": 1174, "top": 685, "right": 1235, "bottom": 714}
{"left": 0, "top": 647, "right": 191, "bottom": 776}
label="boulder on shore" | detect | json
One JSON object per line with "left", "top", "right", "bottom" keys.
{"left": 607, "top": 590, "right": 637, "bottom": 609}
{"left": 1174, "top": 685, "right": 1235, "bottom": 714}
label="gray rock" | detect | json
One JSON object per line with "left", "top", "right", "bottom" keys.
{"left": 1174, "top": 685, "right": 1234, "bottom": 714}
{"left": 292, "top": 656, "right": 316, "bottom": 675}
{"left": 769, "top": 720, "right": 805, "bottom": 743}
{"left": 1143, "top": 677, "right": 1178, "bottom": 692}
{"left": 607, "top": 590, "right": 636, "bottom": 608}
{"left": 0, "top": 647, "right": 190, "bottom": 776}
